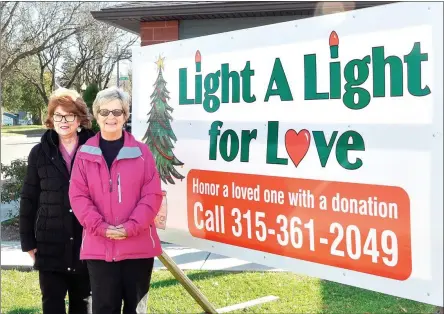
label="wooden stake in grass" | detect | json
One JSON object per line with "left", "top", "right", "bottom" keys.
{"left": 158, "top": 251, "right": 218, "bottom": 314}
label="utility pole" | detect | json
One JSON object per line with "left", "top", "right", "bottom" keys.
{"left": 116, "top": 44, "right": 120, "bottom": 88}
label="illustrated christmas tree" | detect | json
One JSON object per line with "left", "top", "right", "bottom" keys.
{"left": 142, "top": 55, "right": 185, "bottom": 184}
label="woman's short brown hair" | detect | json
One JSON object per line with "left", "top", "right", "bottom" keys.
{"left": 44, "top": 88, "right": 93, "bottom": 129}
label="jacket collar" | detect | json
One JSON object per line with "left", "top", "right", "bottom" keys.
{"left": 41, "top": 128, "right": 96, "bottom": 152}
{"left": 41, "top": 128, "right": 96, "bottom": 178}
{"left": 79, "top": 130, "right": 143, "bottom": 161}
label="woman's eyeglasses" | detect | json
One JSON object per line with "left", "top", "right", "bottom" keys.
{"left": 53, "top": 114, "right": 76, "bottom": 122}
{"left": 98, "top": 109, "right": 124, "bottom": 117}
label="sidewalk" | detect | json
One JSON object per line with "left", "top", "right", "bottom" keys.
{"left": 1, "top": 241, "right": 282, "bottom": 272}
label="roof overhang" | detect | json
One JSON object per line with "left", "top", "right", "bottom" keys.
{"left": 91, "top": 1, "right": 396, "bottom": 35}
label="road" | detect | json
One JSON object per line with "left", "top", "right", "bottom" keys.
{"left": 1, "top": 135, "right": 40, "bottom": 166}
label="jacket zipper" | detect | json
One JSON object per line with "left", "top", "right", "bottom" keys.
{"left": 104, "top": 156, "right": 119, "bottom": 262}
{"left": 149, "top": 224, "right": 155, "bottom": 248}
{"left": 98, "top": 156, "right": 114, "bottom": 262}
{"left": 81, "top": 231, "right": 86, "bottom": 251}
{"left": 117, "top": 173, "right": 122, "bottom": 203}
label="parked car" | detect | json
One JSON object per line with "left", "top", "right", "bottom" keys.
{"left": 19, "top": 119, "right": 32, "bottom": 125}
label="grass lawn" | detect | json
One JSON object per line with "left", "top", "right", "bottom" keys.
{"left": 1, "top": 269, "right": 436, "bottom": 314}
{"left": 1, "top": 125, "right": 46, "bottom": 137}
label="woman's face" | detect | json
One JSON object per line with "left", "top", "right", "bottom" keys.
{"left": 96, "top": 99, "right": 126, "bottom": 136}
{"left": 53, "top": 105, "right": 79, "bottom": 137}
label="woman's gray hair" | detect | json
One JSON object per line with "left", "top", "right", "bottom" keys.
{"left": 92, "top": 87, "right": 131, "bottom": 120}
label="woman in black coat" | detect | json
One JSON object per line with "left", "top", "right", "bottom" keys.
{"left": 19, "top": 88, "right": 95, "bottom": 314}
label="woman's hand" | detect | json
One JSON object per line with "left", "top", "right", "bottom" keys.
{"left": 115, "top": 225, "right": 128, "bottom": 237}
{"left": 106, "top": 226, "right": 127, "bottom": 240}
{"left": 28, "top": 249, "right": 37, "bottom": 261}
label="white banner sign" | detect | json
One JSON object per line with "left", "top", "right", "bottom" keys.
{"left": 132, "top": 2, "right": 443, "bottom": 306}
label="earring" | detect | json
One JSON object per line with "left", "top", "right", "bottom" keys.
{"left": 77, "top": 127, "right": 81, "bottom": 133}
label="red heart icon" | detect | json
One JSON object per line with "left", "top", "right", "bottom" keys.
{"left": 285, "top": 129, "right": 311, "bottom": 167}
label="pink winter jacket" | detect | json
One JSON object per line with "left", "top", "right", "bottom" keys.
{"left": 68, "top": 131, "right": 163, "bottom": 262}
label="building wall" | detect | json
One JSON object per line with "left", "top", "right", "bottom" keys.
{"left": 2, "top": 115, "right": 14, "bottom": 126}
{"left": 140, "top": 21, "right": 179, "bottom": 46}
{"left": 139, "top": 14, "right": 312, "bottom": 46}
{"left": 179, "top": 14, "right": 311, "bottom": 40}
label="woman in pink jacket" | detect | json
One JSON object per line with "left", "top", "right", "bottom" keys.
{"left": 69, "top": 87, "right": 162, "bottom": 314}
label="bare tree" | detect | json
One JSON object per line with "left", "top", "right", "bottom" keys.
{"left": 0, "top": 2, "right": 84, "bottom": 78}
{"left": 86, "top": 34, "right": 137, "bottom": 90}
{"left": 58, "top": 32, "right": 98, "bottom": 89}
{"left": 2, "top": 1, "right": 138, "bottom": 123}
{"left": 18, "top": 46, "right": 62, "bottom": 105}
{"left": 59, "top": 9, "right": 137, "bottom": 90}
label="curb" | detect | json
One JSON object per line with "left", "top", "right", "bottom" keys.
{"left": 0, "top": 242, "right": 199, "bottom": 272}
{"left": 1, "top": 265, "right": 34, "bottom": 271}
{"left": 1, "top": 264, "right": 179, "bottom": 272}
{"left": 1, "top": 242, "right": 282, "bottom": 273}
{"left": 1, "top": 132, "right": 45, "bottom": 139}
{"left": 0, "top": 241, "right": 21, "bottom": 246}
{"left": 1, "top": 135, "right": 27, "bottom": 139}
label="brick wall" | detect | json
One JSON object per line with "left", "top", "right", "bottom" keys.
{"left": 140, "top": 21, "right": 179, "bottom": 46}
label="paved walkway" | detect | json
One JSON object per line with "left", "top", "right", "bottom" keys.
{"left": 1, "top": 241, "right": 282, "bottom": 272}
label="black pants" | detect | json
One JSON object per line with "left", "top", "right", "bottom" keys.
{"left": 39, "top": 270, "right": 91, "bottom": 314}
{"left": 86, "top": 258, "right": 154, "bottom": 314}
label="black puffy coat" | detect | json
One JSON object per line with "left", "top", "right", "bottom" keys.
{"left": 19, "top": 128, "right": 95, "bottom": 273}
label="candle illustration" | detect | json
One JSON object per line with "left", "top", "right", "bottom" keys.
{"left": 329, "top": 31, "right": 339, "bottom": 59}
{"left": 195, "top": 50, "right": 201, "bottom": 72}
